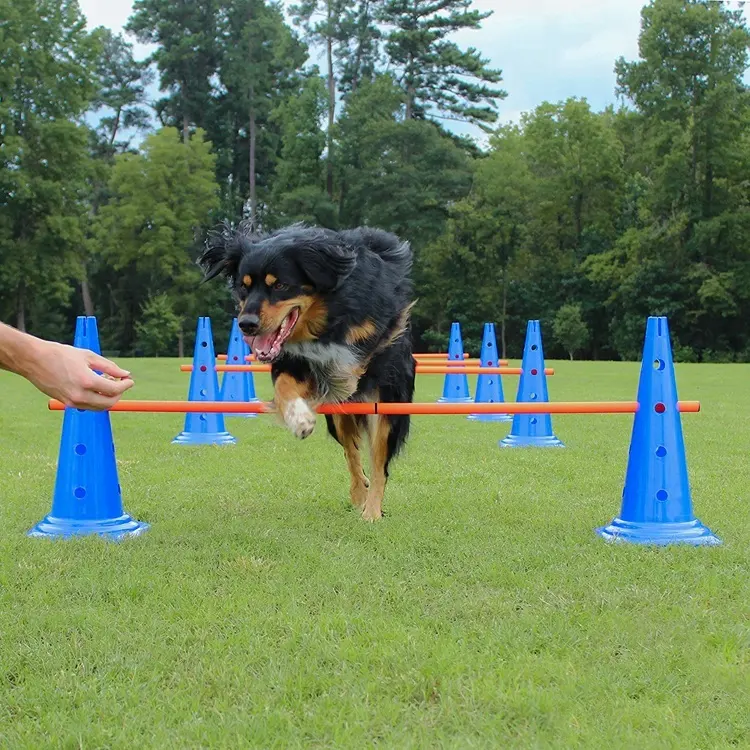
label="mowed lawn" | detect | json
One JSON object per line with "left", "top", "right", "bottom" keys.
{"left": 0, "top": 357, "right": 749, "bottom": 749}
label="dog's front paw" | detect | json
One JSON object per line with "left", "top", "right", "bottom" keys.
{"left": 284, "top": 398, "right": 316, "bottom": 439}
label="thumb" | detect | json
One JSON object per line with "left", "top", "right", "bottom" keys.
{"left": 87, "top": 352, "right": 132, "bottom": 379}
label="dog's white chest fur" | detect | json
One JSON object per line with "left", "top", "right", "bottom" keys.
{"left": 284, "top": 342, "right": 362, "bottom": 402}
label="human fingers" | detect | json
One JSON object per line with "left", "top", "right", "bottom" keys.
{"left": 87, "top": 352, "right": 132, "bottom": 380}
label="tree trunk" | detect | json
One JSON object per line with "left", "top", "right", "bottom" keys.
{"left": 16, "top": 283, "right": 26, "bottom": 332}
{"left": 182, "top": 106, "right": 189, "bottom": 144}
{"left": 109, "top": 106, "right": 123, "bottom": 147}
{"left": 500, "top": 265, "right": 507, "bottom": 360}
{"left": 326, "top": 22, "right": 335, "bottom": 200}
{"left": 569, "top": 352, "right": 574, "bottom": 361}
{"left": 81, "top": 273, "right": 95, "bottom": 317}
{"left": 249, "top": 86, "right": 257, "bottom": 225}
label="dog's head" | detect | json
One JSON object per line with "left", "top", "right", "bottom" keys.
{"left": 198, "top": 223, "right": 357, "bottom": 362}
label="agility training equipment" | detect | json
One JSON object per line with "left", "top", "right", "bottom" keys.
{"left": 438, "top": 322, "right": 472, "bottom": 403}
{"left": 181, "top": 364, "right": 551, "bottom": 375}
{"left": 173, "top": 317, "right": 236, "bottom": 445}
{"left": 500, "top": 320, "right": 564, "bottom": 448}
{"left": 469, "top": 323, "right": 511, "bottom": 422}
{"left": 597, "top": 317, "right": 720, "bottom": 546}
{"left": 49, "top": 400, "right": 701, "bottom": 415}
{"left": 28, "top": 317, "right": 149, "bottom": 540}
{"left": 35, "top": 314, "right": 716, "bottom": 548}
{"left": 219, "top": 318, "right": 259, "bottom": 418}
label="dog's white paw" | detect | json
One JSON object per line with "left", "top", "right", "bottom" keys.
{"left": 284, "top": 398, "right": 316, "bottom": 439}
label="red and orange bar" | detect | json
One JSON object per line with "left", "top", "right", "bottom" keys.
{"left": 47, "top": 400, "right": 701, "bottom": 414}
{"left": 217, "top": 353, "right": 509, "bottom": 366}
{"left": 180, "top": 364, "right": 553, "bottom": 375}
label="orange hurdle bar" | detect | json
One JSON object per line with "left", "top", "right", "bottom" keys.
{"left": 48, "top": 399, "right": 701, "bottom": 414}
{"left": 214, "top": 353, "right": 509, "bottom": 365}
{"left": 180, "top": 364, "right": 552, "bottom": 376}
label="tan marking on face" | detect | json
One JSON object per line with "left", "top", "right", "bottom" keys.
{"left": 345, "top": 320, "right": 378, "bottom": 346}
{"left": 265, "top": 273, "right": 277, "bottom": 286}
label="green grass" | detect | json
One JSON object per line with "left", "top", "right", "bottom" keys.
{"left": 1, "top": 358, "right": 749, "bottom": 749}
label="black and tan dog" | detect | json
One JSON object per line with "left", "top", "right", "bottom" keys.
{"left": 198, "top": 222, "right": 416, "bottom": 521}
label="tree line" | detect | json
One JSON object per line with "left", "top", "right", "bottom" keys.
{"left": 1, "top": 0, "right": 749, "bottom": 361}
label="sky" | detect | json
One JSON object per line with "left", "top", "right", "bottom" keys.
{"left": 77, "top": 0, "right": 748, "bottom": 145}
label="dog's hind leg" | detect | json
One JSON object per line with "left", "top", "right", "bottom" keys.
{"left": 328, "top": 415, "right": 369, "bottom": 509}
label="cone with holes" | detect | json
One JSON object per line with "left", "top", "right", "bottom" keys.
{"left": 597, "top": 316, "right": 720, "bottom": 545}
{"left": 468, "top": 322, "right": 511, "bottom": 422}
{"left": 437, "top": 322, "right": 472, "bottom": 403}
{"left": 173, "top": 317, "right": 236, "bottom": 445}
{"left": 499, "top": 320, "right": 564, "bottom": 447}
{"left": 220, "top": 317, "right": 259, "bottom": 418}
{"left": 28, "top": 316, "right": 149, "bottom": 540}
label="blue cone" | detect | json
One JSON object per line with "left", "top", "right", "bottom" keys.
{"left": 28, "top": 316, "right": 149, "bottom": 540}
{"left": 499, "top": 320, "right": 564, "bottom": 448}
{"left": 173, "top": 317, "right": 236, "bottom": 445}
{"left": 437, "top": 322, "right": 472, "bottom": 403}
{"left": 468, "top": 322, "right": 511, "bottom": 422}
{"left": 220, "top": 318, "right": 259, "bottom": 418}
{"left": 597, "top": 316, "right": 720, "bottom": 545}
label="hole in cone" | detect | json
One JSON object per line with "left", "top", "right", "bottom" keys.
{"left": 233, "top": 356, "right": 239, "bottom": 361}
{"left": 530, "top": 417, "right": 538, "bottom": 424}
{"left": 656, "top": 489, "right": 668, "bottom": 501}
{"left": 531, "top": 345, "right": 538, "bottom": 351}
{"left": 74, "top": 487, "right": 86, "bottom": 499}
{"left": 74, "top": 444, "right": 86, "bottom": 456}
{"left": 653, "top": 359, "right": 665, "bottom": 371}
{"left": 531, "top": 368, "right": 538, "bottom": 375}
{"left": 200, "top": 389, "right": 207, "bottom": 397}
{"left": 655, "top": 402, "right": 666, "bottom": 413}
{"left": 201, "top": 341, "right": 208, "bottom": 347}
{"left": 656, "top": 446, "right": 667, "bottom": 457}
{"left": 530, "top": 392, "right": 537, "bottom": 400}
{"left": 200, "top": 365, "right": 207, "bottom": 372}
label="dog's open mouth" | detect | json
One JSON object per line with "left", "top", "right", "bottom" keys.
{"left": 244, "top": 308, "right": 300, "bottom": 362}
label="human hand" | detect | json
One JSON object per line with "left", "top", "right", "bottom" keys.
{"left": 24, "top": 340, "right": 134, "bottom": 410}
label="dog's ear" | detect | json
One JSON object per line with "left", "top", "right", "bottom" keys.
{"left": 296, "top": 232, "right": 357, "bottom": 293}
{"left": 197, "top": 226, "right": 245, "bottom": 283}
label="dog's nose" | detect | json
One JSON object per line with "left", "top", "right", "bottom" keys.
{"left": 239, "top": 313, "right": 260, "bottom": 335}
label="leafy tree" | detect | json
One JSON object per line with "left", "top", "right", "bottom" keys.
{"left": 95, "top": 127, "right": 219, "bottom": 352}
{"left": 553, "top": 304, "right": 590, "bottom": 360}
{"left": 126, "top": 0, "right": 221, "bottom": 141}
{"left": 269, "top": 76, "right": 336, "bottom": 227}
{"left": 0, "top": 0, "right": 101, "bottom": 335}
{"left": 377, "top": 0, "right": 506, "bottom": 125}
{"left": 135, "top": 293, "right": 182, "bottom": 356}
{"left": 218, "top": 0, "right": 308, "bottom": 225}
{"left": 90, "top": 29, "right": 154, "bottom": 154}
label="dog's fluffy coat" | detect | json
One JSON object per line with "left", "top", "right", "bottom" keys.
{"left": 198, "top": 222, "right": 416, "bottom": 521}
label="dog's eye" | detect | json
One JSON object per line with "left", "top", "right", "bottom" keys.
{"left": 273, "top": 282, "right": 289, "bottom": 292}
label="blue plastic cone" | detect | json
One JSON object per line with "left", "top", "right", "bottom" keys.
{"left": 28, "top": 316, "right": 149, "bottom": 540}
{"left": 499, "top": 320, "right": 564, "bottom": 448}
{"left": 468, "top": 323, "right": 511, "bottom": 422}
{"left": 173, "top": 317, "right": 236, "bottom": 445}
{"left": 597, "top": 316, "right": 720, "bottom": 545}
{"left": 220, "top": 318, "right": 259, "bottom": 418}
{"left": 437, "top": 322, "right": 472, "bottom": 403}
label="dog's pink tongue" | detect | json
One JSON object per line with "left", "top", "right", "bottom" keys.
{"left": 247, "top": 331, "right": 277, "bottom": 358}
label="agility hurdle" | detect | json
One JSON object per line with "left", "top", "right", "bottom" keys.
{"left": 179, "top": 364, "right": 553, "bottom": 376}
{"left": 215, "top": 354, "right": 509, "bottom": 366}
{"left": 30, "top": 314, "right": 721, "bottom": 548}
{"left": 48, "top": 399, "right": 701, "bottom": 415}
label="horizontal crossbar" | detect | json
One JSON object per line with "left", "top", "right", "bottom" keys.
{"left": 180, "top": 365, "right": 554, "bottom": 375}
{"left": 47, "top": 400, "right": 701, "bottom": 415}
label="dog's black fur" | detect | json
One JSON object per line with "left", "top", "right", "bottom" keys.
{"left": 198, "top": 222, "right": 416, "bottom": 519}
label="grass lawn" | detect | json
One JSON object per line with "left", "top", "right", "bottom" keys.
{"left": 1, "top": 356, "right": 749, "bottom": 748}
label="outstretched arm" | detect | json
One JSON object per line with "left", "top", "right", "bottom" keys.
{"left": 0, "top": 322, "right": 134, "bottom": 410}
